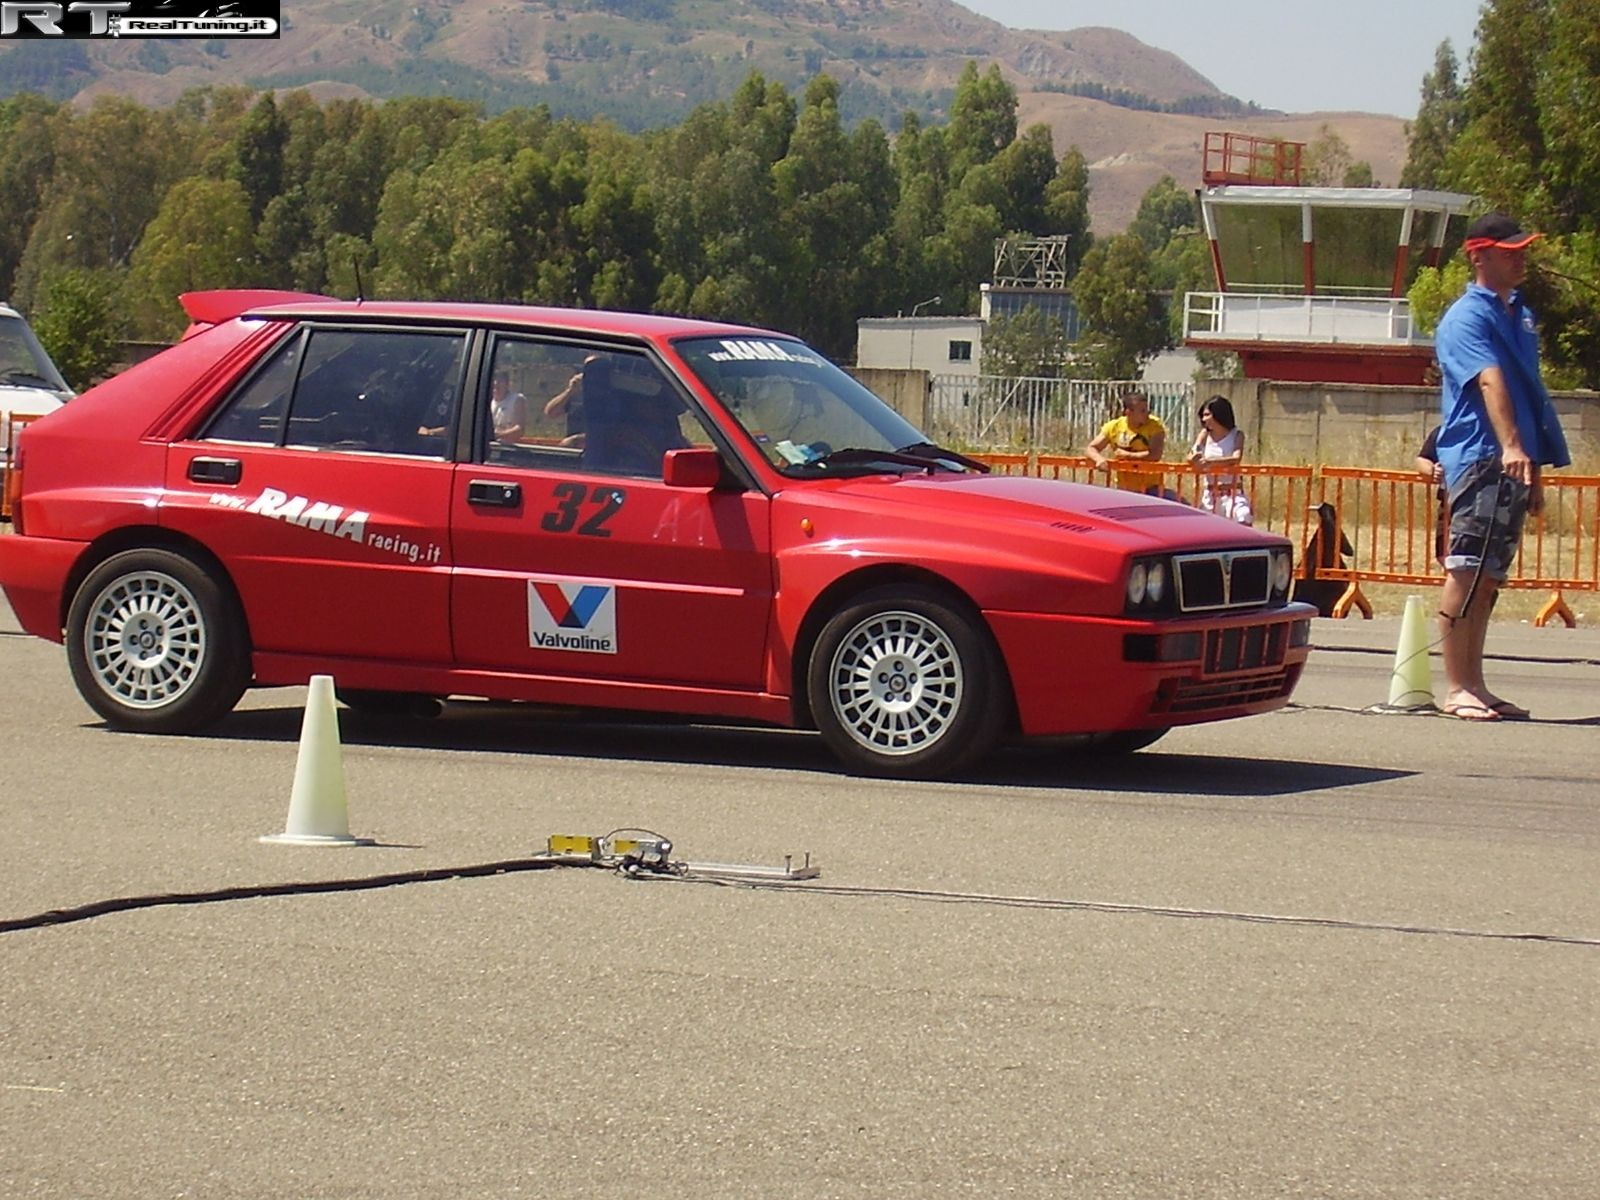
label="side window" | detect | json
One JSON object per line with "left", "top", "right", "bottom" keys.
{"left": 204, "top": 331, "right": 301, "bottom": 444}
{"left": 480, "top": 339, "right": 714, "bottom": 480}
{"left": 286, "top": 328, "right": 466, "bottom": 457}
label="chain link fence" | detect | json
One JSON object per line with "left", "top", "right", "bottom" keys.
{"left": 924, "top": 375, "right": 1196, "bottom": 453}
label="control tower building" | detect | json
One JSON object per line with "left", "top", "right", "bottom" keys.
{"left": 1182, "top": 132, "right": 1477, "bottom": 385}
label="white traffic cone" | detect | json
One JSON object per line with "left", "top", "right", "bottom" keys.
{"left": 1385, "top": 594, "right": 1436, "bottom": 711}
{"left": 261, "top": 675, "right": 373, "bottom": 846}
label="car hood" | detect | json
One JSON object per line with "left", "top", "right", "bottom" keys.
{"left": 0, "top": 383, "right": 69, "bottom": 418}
{"left": 1, "top": 384, "right": 68, "bottom": 451}
{"left": 802, "top": 470, "right": 1287, "bottom": 553}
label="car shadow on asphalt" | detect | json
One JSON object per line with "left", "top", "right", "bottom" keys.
{"left": 107, "top": 700, "right": 1413, "bottom": 798}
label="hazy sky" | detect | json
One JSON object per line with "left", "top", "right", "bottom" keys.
{"left": 955, "top": 0, "right": 1483, "bottom": 120}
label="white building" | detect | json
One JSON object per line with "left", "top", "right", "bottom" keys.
{"left": 855, "top": 315, "right": 984, "bottom": 378}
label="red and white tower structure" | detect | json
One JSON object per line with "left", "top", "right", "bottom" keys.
{"left": 1183, "top": 132, "right": 1477, "bottom": 385}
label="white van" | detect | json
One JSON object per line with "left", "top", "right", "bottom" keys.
{"left": 0, "top": 303, "right": 73, "bottom": 454}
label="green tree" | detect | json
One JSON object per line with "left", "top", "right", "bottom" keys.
{"left": 229, "top": 92, "right": 288, "bottom": 224}
{"left": 31, "top": 268, "right": 123, "bottom": 389}
{"left": 773, "top": 76, "right": 890, "bottom": 354}
{"left": 946, "top": 62, "right": 1017, "bottom": 178}
{"left": 1400, "top": 40, "right": 1466, "bottom": 188}
{"left": 1406, "top": 258, "right": 1471, "bottom": 335}
{"left": 0, "top": 95, "right": 58, "bottom": 299}
{"left": 1070, "top": 233, "right": 1167, "bottom": 379}
{"left": 1128, "top": 175, "right": 1196, "bottom": 252}
{"left": 125, "top": 177, "right": 256, "bottom": 338}
{"left": 1301, "top": 124, "right": 1353, "bottom": 186}
{"left": 989, "top": 123, "right": 1057, "bottom": 235}
{"left": 1438, "top": 0, "right": 1600, "bottom": 384}
{"left": 1042, "top": 145, "right": 1092, "bottom": 271}
{"left": 12, "top": 97, "right": 186, "bottom": 309}
{"left": 980, "top": 306, "right": 1069, "bottom": 377}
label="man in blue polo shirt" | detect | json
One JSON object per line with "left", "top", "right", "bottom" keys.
{"left": 1433, "top": 212, "right": 1571, "bottom": 721}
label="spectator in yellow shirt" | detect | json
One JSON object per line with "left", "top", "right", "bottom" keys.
{"left": 1087, "top": 392, "right": 1166, "bottom": 492}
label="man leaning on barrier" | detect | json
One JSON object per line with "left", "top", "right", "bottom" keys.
{"left": 1432, "top": 213, "right": 1571, "bottom": 722}
{"left": 1086, "top": 391, "right": 1165, "bottom": 493}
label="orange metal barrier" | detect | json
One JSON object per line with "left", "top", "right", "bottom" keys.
{"left": 1, "top": 413, "right": 38, "bottom": 522}
{"left": 1008, "top": 454, "right": 1318, "bottom": 547}
{"left": 972, "top": 453, "right": 1600, "bottom": 626}
{"left": 1315, "top": 467, "right": 1600, "bottom": 627}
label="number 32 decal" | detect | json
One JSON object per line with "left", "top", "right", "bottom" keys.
{"left": 541, "top": 482, "right": 623, "bottom": 537}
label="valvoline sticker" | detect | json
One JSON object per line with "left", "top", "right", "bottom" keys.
{"left": 527, "top": 578, "right": 617, "bottom": 654}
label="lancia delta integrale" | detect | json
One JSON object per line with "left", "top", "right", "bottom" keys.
{"left": 0, "top": 291, "right": 1312, "bottom": 777}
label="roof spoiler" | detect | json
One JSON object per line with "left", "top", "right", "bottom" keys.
{"left": 178, "top": 289, "right": 334, "bottom": 340}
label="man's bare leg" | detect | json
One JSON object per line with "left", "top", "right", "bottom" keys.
{"left": 1439, "top": 567, "right": 1500, "bottom": 716}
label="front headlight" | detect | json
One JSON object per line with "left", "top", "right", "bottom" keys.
{"left": 1126, "top": 561, "right": 1148, "bottom": 608}
{"left": 1270, "top": 547, "right": 1293, "bottom": 597}
{"left": 1124, "top": 556, "right": 1171, "bottom": 613}
{"left": 1146, "top": 560, "right": 1167, "bottom": 605}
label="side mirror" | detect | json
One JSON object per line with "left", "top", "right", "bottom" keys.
{"left": 663, "top": 447, "right": 724, "bottom": 489}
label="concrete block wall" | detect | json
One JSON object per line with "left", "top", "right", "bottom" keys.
{"left": 1205, "top": 379, "right": 1600, "bottom": 471}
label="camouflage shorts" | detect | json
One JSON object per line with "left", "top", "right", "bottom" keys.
{"left": 1444, "top": 457, "right": 1529, "bottom": 581}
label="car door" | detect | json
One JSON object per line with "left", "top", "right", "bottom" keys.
{"left": 449, "top": 336, "right": 773, "bottom": 690}
{"left": 161, "top": 324, "right": 468, "bottom": 663}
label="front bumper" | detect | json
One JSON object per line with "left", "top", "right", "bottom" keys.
{"left": 986, "top": 602, "right": 1315, "bottom": 736}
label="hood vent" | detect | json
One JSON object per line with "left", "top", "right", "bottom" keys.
{"left": 1089, "top": 504, "right": 1206, "bottom": 522}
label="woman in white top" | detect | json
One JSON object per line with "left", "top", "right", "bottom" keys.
{"left": 1189, "top": 395, "right": 1252, "bottom": 525}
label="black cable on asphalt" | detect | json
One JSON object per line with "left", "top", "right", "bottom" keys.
{"left": 0, "top": 857, "right": 567, "bottom": 934}
{"left": 6, "top": 859, "right": 1597, "bottom": 949}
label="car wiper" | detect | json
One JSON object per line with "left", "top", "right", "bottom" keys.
{"left": 0, "top": 369, "right": 60, "bottom": 389}
{"left": 806, "top": 447, "right": 941, "bottom": 474}
{"left": 895, "top": 441, "right": 990, "bottom": 473}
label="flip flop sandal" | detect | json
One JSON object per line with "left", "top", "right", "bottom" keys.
{"left": 1442, "top": 703, "right": 1501, "bottom": 722}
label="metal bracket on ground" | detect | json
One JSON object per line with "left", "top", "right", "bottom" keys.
{"left": 540, "top": 832, "right": 819, "bottom": 882}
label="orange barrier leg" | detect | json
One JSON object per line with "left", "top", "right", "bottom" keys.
{"left": 1534, "top": 590, "right": 1576, "bottom": 629}
{"left": 1330, "top": 581, "right": 1373, "bottom": 619}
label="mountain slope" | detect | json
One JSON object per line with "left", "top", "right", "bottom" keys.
{"left": 0, "top": 0, "right": 1408, "bottom": 230}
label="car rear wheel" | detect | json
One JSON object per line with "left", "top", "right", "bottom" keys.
{"left": 66, "top": 549, "right": 251, "bottom": 733}
{"left": 807, "top": 585, "right": 1005, "bottom": 778}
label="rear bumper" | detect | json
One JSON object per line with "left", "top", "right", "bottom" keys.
{"left": 987, "top": 602, "right": 1315, "bottom": 736}
{"left": 0, "top": 533, "right": 82, "bottom": 642}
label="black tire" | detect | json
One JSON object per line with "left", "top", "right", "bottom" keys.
{"left": 336, "top": 688, "right": 443, "bottom": 719}
{"left": 1089, "top": 727, "right": 1171, "bottom": 755}
{"left": 807, "top": 584, "right": 1006, "bottom": 778}
{"left": 66, "top": 548, "right": 251, "bottom": 733}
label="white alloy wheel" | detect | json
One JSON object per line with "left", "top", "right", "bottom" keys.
{"left": 826, "top": 609, "right": 964, "bottom": 757}
{"left": 807, "top": 585, "right": 1006, "bottom": 777}
{"left": 67, "top": 548, "right": 250, "bottom": 732}
{"left": 81, "top": 570, "right": 208, "bottom": 709}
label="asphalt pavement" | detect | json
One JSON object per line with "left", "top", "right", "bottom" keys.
{"left": 2, "top": 594, "right": 1597, "bottom": 1199}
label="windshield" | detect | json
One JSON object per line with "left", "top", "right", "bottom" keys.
{"left": 0, "top": 313, "right": 71, "bottom": 394}
{"left": 674, "top": 335, "right": 938, "bottom": 476}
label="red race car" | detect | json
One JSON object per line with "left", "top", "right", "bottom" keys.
{"left": 1, "top": 291, "right": 1312, "bottom": 777}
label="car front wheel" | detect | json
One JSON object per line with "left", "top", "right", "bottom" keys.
{"left": 807, "top": 585, "right": 1006, "bottom": 778}
{"left": 66, "top": 548, "right": 251, "bottom": 733}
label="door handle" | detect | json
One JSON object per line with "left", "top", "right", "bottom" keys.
{"left": 467, "top": 479, "right": 521, "bottom": 508}
{"left": 188, "top": 456, "right": 242, "bottom": 485}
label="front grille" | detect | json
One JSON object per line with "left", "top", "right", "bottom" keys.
{"left": 1205, "top": 623, "right": 1287, "bottom": 673}
{"left": 1174, "top": 549, "right": 1272, "bottom": 612}
{"left": 1153, "top": 665, "right": 1300, "bottom": 714}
